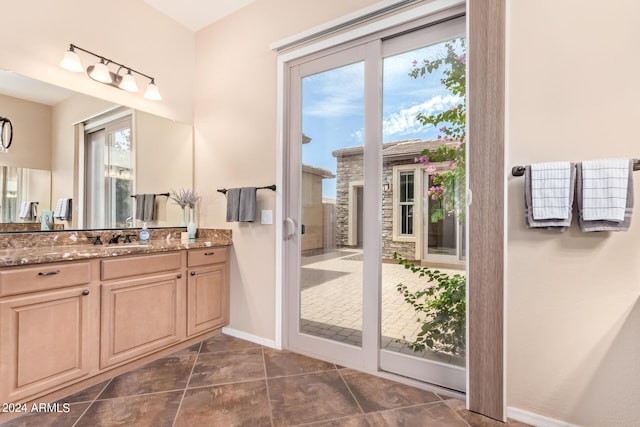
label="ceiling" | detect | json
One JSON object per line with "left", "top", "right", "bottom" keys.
{"left": 1, "top": 2, "right": 256, "bottom": 105}
{"left": 143, "top": 0, "right": 256, "bottom": 31}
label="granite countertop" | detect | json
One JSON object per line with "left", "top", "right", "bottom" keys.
{"left": 0, "top": 236, "right": 232, "bottom": 268}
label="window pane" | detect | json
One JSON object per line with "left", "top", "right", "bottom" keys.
{"left": 401, "top": 204, "right": 414, "bottom": 235}
{"left": 400, "top": 171, "right": 414, "bottom": 203}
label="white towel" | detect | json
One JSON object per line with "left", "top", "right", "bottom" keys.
{"left": 54, "top": 198, "right": 64, "bottom": 218}
{"left": 581, "top": 158, "right": 629, "bottom": 222}
{"left": 19, "top": 201, "right": 29, "bottom": 218}
{"left": 530, "top": 162, "right": 573, "bottom": 220}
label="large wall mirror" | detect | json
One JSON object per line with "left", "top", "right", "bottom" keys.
{"left": 0, "top": 70, "right": 193, "bottom": 232}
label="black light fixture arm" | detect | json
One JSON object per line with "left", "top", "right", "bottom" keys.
{"left": 69, "top": 44, "right": 156, "bottom": 82}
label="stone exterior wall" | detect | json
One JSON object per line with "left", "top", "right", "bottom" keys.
{"left": 335, "top": 152, "right": 363, "bottom": 247}
{"left": 335, "top": 151, "right": 417, "bottom": 261}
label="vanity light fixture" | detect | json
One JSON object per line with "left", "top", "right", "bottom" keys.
{"left": 59, "top": 44, "right": 162, "bottom": 101}
{"left": 0, "top": 117, "right": 13, "bottom": 152}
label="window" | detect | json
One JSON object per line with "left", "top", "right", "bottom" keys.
{"left": 84, "top": 115, "right": 133, "bottom": 229}
{"left": 399, "top": 170, "right": 414, "bottom": 236}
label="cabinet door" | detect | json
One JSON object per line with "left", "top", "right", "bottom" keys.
{"left": 187, "top": 264, "right": 229, "bottom": 337}
{"left": 100, "top": 272, "right": 185, "bottom": 368}
{"left": 0, "top": 286, "right": 92, "bottom": 402}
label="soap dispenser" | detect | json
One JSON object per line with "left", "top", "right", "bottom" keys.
{"left": 139, "top": 222, "right": 150, "bottom": 242}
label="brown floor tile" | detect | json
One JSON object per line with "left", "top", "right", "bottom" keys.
{"left": 268, "top": 371, "right": 362, "bottom": 426}
{"left": 340, "top": 369, "right": 441, "bottom": 413}
{"left": 169, "top": 342, "right": 202, "bottom": 357}
{"left": 264, "top": 348, "right": 336, "bottom": 377}
{"left": 0, "top": 402, "right": 90, "bottom": 427}
{"left": 305, "top": 415, "right": 370, "bottom": 426}
{"left": 189, "top": 348, "right": 265, "bottom": 388}
{"left": 443, "top": 398, "right": 532, "bottom": 427}
{"left": 56, "top": 380, "right": 111, "bottom": 403}
{"left": 99, "top": 354, "right": 197, "bottom": 398}
{"left": 75, "top": 391, "right": 182, "bottom": 427}
{"left": 175, "top": 380, "right": 271, "bottom": 426}
{"left": 365, "top": 402, "right": 469, "bottom": 426}
{"left": 199, "top": 333, "right": 262, "bottom": 354}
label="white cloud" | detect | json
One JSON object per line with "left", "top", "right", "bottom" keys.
{"left": 382, "top": 95, "right": 462, "bottom": 138}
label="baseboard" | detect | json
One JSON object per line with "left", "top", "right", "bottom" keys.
{"left": 221, "top": 327, "right": 279, "bottom": 349}
{"left": 507, "top": 407, "right": 579, "bottom": 427}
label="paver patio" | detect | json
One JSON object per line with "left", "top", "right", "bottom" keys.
{"left": 300, "top": 248, "right": 465, "bottom": 367}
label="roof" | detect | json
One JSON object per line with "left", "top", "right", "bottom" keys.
{"left": 332, "top": 139, "right": 459, "bottom": 160}
{"left": 302, "top": 163, "right": 335, "bottom": 178}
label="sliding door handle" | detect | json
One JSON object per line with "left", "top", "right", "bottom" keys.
{"left": 284, "top": 217, "right": 296, "bottom": 240}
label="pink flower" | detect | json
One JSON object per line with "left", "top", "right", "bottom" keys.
{"left": 439, "top": 126, "right": 447, "bottom": 132}
{"left": 412, "top": 59, "right": 418, "bottom": 67}
{"left": 450, "top": 160, "right": 457, "bottom": 169}
{"left": 457, "top": 54, "right": 466, "bottom": 64}
{"left": 426, "top": 166, "right": 436, "bottom": 174}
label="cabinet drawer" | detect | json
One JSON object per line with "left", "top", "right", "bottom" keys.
{"left": 101, "top": 252, "right": 182, "bottom": 281}
{"left": 188, "top": 247, "right": 227, "bottom": 267}
{"left": 0, "top": 261, "right": 92, "bottom": 297}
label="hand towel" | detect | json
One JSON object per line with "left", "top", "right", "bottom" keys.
{"left": 524, "top": 164, "right": 575, "bottom": 232}
{"left": 226, "top": 188, "right": 241, "bottom": 222}
{"left": 581, "top": 158, "right": 629, "bottom": 221}
{"left": 135, "top": 195, "right": 145, "bottom": 221}
{"left": 239, "top": 187, "right": 257, "bottom": 222}
{"left": 143, "top": 194, "right": 156, "bottom": 222}
{"left": 60, "top": 199, "right": 72, "bottom": 221}
{"left": 19, "top": 201, "right": 29, "bottom": 219}
{"left": 54, "top": 198, "right": 64, "bottom": 219}
{"left": 530, "top": 161, "right": 573, "bottom": 220}
{"left": 576, "top": 160, "right": 634, "bottom": 232}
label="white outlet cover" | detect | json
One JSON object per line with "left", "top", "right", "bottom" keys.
{"left": 261, "top": 210, "right": 273, "bottom": 225}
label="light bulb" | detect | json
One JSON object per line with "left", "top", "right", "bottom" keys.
{"left": 89, "top": 60, "right": 112, "bottom": 83}
{"left": 119, "top": 70, "right": 139, "bottom": 92}
{"left": 144, "top": 80, "right": 162, "bottom": 101}
{"left": 59, "top": 48, "right": 83, "bottom": 72}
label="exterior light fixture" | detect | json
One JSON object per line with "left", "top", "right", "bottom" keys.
{"left": 383, "top": 177, "right": 391, "bottom": 193}
{"left": 59, "top": 44, "right": 161, "bottom": 101}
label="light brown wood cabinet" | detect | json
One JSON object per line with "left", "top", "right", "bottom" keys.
{"left": 0, "top": 246, "right": 229, "bottom": 406}
{"left": 187, "top": 247, "right": 229, "bottom": 337}
{"left": 0, "top": 261, "right": 97, "bottom": 403}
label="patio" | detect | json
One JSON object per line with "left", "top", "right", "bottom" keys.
{"left": 300, "top": 248, "right": 465, "bottom": 367}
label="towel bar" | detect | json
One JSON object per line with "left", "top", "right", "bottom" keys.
{"left": 512, "top": 159, "right": 640, "bottom": 177}
{"left": 130, "top": 193, "right": 170, "bottom": 198}
{"left": 217, "top": 185, "right": 276, "bottom": 195}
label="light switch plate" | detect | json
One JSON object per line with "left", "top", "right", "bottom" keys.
{"left": 261, "top": 209, "right": 273, "bottom": 225}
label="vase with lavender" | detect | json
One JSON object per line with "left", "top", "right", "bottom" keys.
{"left": 170, "top": 188, "right": 201, "bottom": 238}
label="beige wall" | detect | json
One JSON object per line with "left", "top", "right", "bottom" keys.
{"left": 507, "top": 1, "right": 640, "bottom": 425}
{"left": 194, "top": 0, "right": 379, "bottom": 340}
{"left": 135, "top": 111, "right": 193, "bottom": 227}
{"left": 0, "top": 94, "right": 51, "bottom": 170}
{"left": 0, "top": 0, "right": 195, "bottom": 124}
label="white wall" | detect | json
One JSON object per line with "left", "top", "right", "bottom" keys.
{"left": 506, "top": 1, "right": 640, "bottom": 426}
{"left": 194, "top": 0, "right": 380, "bottom": 341}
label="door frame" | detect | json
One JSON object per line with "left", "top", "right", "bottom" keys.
{"left": 274, "top": 0, "right": 506, "bottom": 420}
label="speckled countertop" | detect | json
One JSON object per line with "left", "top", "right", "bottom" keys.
{"left": 0, "top": 228, "right": 232, "bottom": 267}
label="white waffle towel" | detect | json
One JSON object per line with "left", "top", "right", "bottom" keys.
{"left": 530, "top": 162, "right": 573, "bottom": 220}
{"left": 582, "top": 158, "right": 629, "bottom": 222}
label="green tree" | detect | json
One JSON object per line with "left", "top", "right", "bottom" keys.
{"left": 410, "top": 38, "right": 466, "bottom": 222}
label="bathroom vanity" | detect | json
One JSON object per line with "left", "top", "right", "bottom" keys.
{"left": 0, "top": 229, "right": 231, "bottom": 408}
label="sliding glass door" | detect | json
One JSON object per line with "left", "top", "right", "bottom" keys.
{"left": 285, "top": 15, "right": 466, "bottom": 391}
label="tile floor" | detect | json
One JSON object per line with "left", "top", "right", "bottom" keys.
{"left": 1, "top": 334, "right": 529, "bottom": 427}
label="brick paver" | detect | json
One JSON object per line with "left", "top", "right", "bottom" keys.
{"left": 300, "top": 248, "right": 465, "bottom": 367}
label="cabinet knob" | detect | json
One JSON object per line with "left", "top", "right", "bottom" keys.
{"left": 190, "top": 271, "right": 196, "bottom": 276}
{"left": 82, "top": 290, "right": 90, "bottom": 296}
{"left": 177, "top": 274, "right": 182, "bottom": 279}
{"left": 204, "top": 251, "right": 215, "bottom": 256}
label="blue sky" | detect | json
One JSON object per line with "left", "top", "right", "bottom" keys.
{"left": 301, "top": 40, "right": 463, "bottom": 199}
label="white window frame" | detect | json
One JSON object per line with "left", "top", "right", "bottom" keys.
{"left": 392, "top": 164, "right": 421, "bottom": 242}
